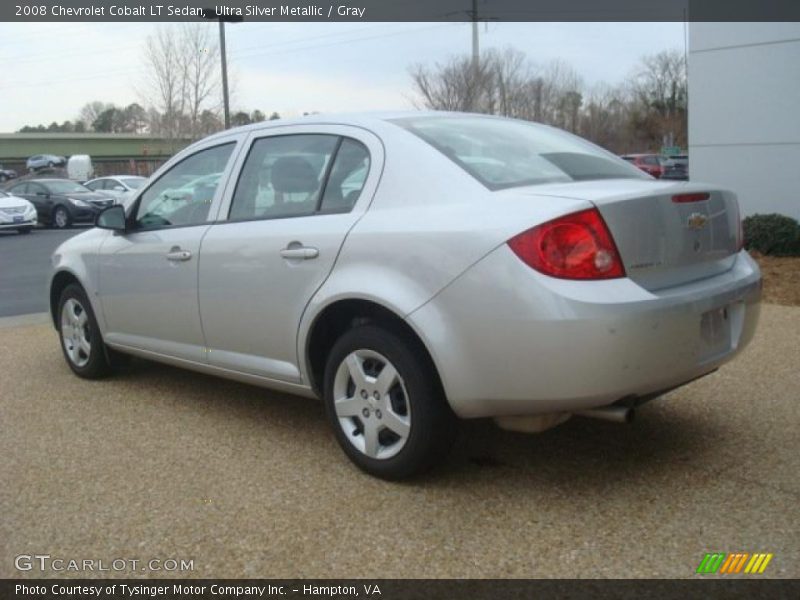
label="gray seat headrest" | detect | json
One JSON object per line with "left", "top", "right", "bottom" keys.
{"left": 271, "top": 157, "right": 318, "bottom": 193}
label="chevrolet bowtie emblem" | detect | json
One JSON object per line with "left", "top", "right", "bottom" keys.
{"left": 687, "top": 213, "right": 709, "bottom": 230}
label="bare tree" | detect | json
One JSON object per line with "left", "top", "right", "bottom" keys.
{"left": 627, "top": 49, "right": 687, "bottom": 149}
{"left": 143, "top": 27, "right": 184, "bottom": 140}
{"left": 410, "top": 48, "right": 584, "bottom": 129}
{"left": 142, "top": 24, "right": 222, "bottom": 141}
{"left": 77, "top": 101, "right": 115, "bottom": 131}
{"left": 409, "top": 53, "right": 496, "bottom": 113}
{"left": 179, "top": 23, "right": 221, "bottom": 138}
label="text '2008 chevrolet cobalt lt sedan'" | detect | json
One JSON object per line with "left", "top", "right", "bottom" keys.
{"left": 49, "top": 112, "right": 761, "bottom": 479}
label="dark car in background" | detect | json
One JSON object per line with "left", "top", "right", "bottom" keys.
{"left": 620, "top": 153, "right": 665, "bottom": 178}
{"left": 4, "top": 178, "right": 114, "bottom": 228}
{"left": 661, "top": 154, "right": 689, "bottom": 180}
{"left": 0, "top": 164, "right": 18, "bottom": 183}
{"left": 26, "top": 154, "right": 67, "bottom": 172}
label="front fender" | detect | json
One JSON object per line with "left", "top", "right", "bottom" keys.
{"left": 49, "top": 229, "right": 108, "bottom": 331}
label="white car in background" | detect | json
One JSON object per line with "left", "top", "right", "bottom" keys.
{"left": 84, "top": 176, "right": 148, "bottom": 205}
{"left": 0, "top": 190, "right": 37, "bottom": 234}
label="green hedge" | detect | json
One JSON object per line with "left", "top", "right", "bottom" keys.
{"left": 743, "top": 213, "right": 800, "bottom": 256}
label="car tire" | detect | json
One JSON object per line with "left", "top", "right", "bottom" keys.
{"left": 17, "top": 227, "right": 32, "bottom": 234}
{"left": 52, "top": 205, "right": 71, "bottom": 229}
{"left": 48, "top": 161, "right": 55, "bottom": 168}
{"left": 0, "top": 174, "right": 7, "bottom": 182}
{"left": 57, "top": 284, "right": 112, "bottom": 379}
{"left": 323, "top": 324, "right": 457, "bottom": 480}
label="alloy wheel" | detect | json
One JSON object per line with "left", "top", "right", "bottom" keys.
{"left": 332, "top": 349, "right": 411, "bottom": 460}
{"left": 60, "top": 298, "right": 92, "bottom": 368}
{"left": 54, "top": 208, "right": 68, "bottom": 228}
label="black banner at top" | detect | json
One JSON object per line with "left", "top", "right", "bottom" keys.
{"left": 3, "top": 0, "right": 800, "bottom": 22}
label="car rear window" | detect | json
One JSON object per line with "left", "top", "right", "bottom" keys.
{"left": 391, "top": 115, "right": 648, "bottom": 190}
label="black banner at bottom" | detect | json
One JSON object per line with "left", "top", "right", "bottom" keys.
{"left": 2, "top": 579, "right": 799, "bottom": 600}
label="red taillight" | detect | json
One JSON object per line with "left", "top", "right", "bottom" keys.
{"left": 507, "top": 208, "right": 625, "bottom": 280}
{"left": 672, "top": 192, "right": 710, "bottom": 203}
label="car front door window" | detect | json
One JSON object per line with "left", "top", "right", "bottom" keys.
{"left": 135, "top": 143, "right": 235, "bottom": 230}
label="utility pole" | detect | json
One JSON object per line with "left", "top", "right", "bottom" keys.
{"left": 471, "top": 0, "right": 479, "bottom": 74}
{"left": 218, "top": 19, "right": 230, "bottom": 129}
{"left": 202, "top": 9, "right": 242, "bottom": 130}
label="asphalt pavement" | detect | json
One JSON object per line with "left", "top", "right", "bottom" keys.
{"left": 0, "top": 227, "right": 85, "bottom": 317}
{"left": 1, "top": 304, "right": 798, "bottom": 578}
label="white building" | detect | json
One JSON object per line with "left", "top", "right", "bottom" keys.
{"left": 689, "top": 23, "right": 800, "bottom": 220}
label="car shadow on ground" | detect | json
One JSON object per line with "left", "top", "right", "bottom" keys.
{"left": 105, "top": 355, "right": 719, "bottom": 492}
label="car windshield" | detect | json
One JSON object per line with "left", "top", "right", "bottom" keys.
{"left": 44, "top": 180, "right": 91, "bottom": 194}
{"left": 392, "top": 115, "right": 648, "bottom": 190}
{"left": 121, "top": 177, "right": 145, "bottom": 189}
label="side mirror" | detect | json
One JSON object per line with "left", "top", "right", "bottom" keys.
{"left": 96, "top": 205, "right": 126, "bottom": 232}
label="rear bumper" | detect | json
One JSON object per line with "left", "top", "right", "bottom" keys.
{"left": 407, "top": 249, "right": 761, "bottom": 418}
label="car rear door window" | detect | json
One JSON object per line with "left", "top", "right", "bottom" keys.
{"left": 319, "top": 139, "right": 370, "bottom": 214}
{"left": 229, "top": 134, "right": 339, "bottom": 221}
{"left": 134, "top": 143, "right": 235, "bottom": 230}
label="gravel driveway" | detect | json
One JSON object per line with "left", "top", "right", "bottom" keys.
{"left": 1, "top": 305, "right": 798, "bottom": 578}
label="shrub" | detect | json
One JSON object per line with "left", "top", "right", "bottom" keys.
{"left": 743, "top": 213, "right": 800, "bottom": 256}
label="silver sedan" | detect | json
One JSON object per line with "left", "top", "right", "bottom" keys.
{"left": 48, "top": 113, "right": 761, "bottom": 479}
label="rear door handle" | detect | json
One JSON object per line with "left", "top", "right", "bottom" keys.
{"left": 280, "top": 246, "right": 319, "bottom": 260}
{"left": 166, "top": 248, "right": 192, "bottom": 262}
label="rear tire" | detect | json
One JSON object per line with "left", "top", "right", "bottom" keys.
{"left": 57, "top": 284, "right": 112, "bottom": 379}
{"left": 323, "top": 325, "right": 457, "bottom": 480}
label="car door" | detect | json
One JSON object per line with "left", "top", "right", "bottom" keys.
{"left": 97, "top": 138, "right": 241, "bottom": 362}
{"left": 25, "top": 182, "right": 56, "bottom": 220}
{"left": 198, "top": 126, "right": 382, "bottom": 383}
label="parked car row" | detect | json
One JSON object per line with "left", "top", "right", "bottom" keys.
{"left": 620, "top": 153, "right": 689, "bottom": 180}
{"left": 2, "top": 153, "right": 95, "bottom": 182}
{"left": 1, "top": 174, "right": 149, "bottom": 233}
{"left": 0, "top": 164, "right": 18, "bottom": 183}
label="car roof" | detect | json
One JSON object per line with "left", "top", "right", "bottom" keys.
{"left": 25, "top": 178, "right": 77, "bottom": 183}
{"left": 198, "top": 110, "right": 529, "bottom": 144}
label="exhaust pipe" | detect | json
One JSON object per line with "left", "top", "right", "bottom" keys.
{"left": 574, "top": 406, "right": 634, "bottom": 423}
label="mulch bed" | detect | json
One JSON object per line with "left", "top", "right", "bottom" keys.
{"left": 751, "top": 253, "right": 800, "bottom": 307}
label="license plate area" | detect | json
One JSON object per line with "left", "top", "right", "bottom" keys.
{"left": 700, "top": 305, "right": 732, "bottom": 360}
{"left": 13, "top": 216, "right": 24, "bottom": 223}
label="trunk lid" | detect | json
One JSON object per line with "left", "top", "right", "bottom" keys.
{"left": 509, "top": 179, "right": 740, "bottom": 291}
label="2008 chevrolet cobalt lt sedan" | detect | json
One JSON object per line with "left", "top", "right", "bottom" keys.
{"left": 49, "top": 112, "right": 761, "bottom": 479}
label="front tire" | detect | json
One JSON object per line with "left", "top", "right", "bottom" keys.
{"left": 58, "top": 284, "right": 112, "bottom": 379}
{"left": 323, "top": 325, "right": 457, "bottom": 480}
{"left": 52, "top": 205, "right": 71, "bottom": 229}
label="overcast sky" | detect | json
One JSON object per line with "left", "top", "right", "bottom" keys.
{"left": 0, "top": 21, "right": 685, "bottom": 132}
